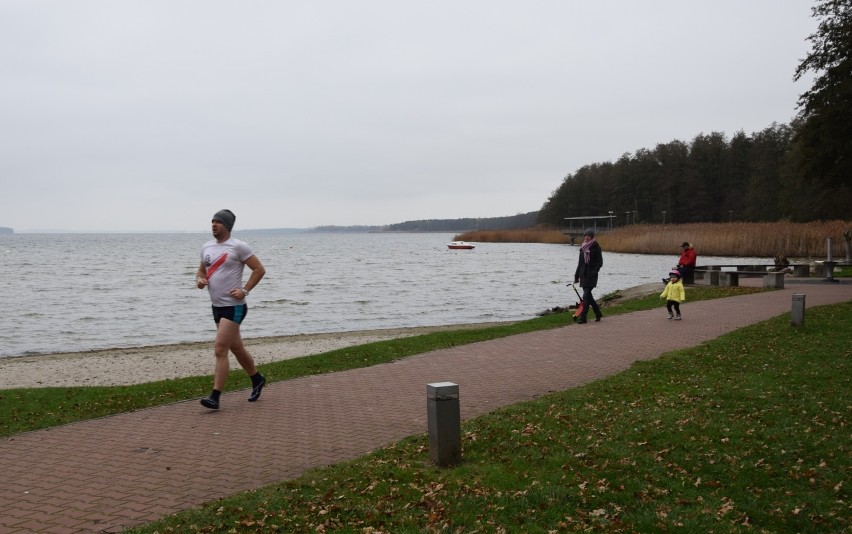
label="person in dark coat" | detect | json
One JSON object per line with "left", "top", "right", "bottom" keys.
{"left": 573, "top": 228, "right": 603, "bottom": 323}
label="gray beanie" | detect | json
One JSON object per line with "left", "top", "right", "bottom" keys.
{"left": 212, "top": 209, "right": 236, "bottom": 231}
{"left": 583, "top": 228, "right": 596, "bottom": 237}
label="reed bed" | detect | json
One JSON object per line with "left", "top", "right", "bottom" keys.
{"left": 454, "top": 228, "right": 569, "bottom": 244}
{"left": 603, "top": 220, "right": 850, "bottom": 259}
{"left": 458, "top": 221, "right": 851, "bottom": 259}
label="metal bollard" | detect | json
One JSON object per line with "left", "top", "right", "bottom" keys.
{"left": 427, "top": 382, "right": 461, "bottom": 467}
{"left": 791, "top": 293, "right": 805, "bottom": 327}
{"left": 824, "top": 238, "right": 838, "bottom": 282}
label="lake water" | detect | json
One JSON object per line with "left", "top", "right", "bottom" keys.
{"left": 0, "top": 232, "right": 764, "bottom": 358}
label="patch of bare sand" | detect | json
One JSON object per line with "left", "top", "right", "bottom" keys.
{"left": 0, "top": 323, "right": 512, "bottom": 389}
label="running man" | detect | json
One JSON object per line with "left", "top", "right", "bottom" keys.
{"left": 196, "top": 209, "right": 267, "bottom": 409}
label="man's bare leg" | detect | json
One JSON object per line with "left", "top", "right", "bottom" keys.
{"left": 201, "top": 319, "right": 265, "bottom": 407}
{"left": 231, "top": 336, "right": 266, "bottom": 402}
{"left": 201, "top": 319, "right": 242, "bottom": 409}
{"left": 230, "top": 337, "right": 258, "bottom": 377}
{"left": 213, "top": 319, "right": 243, "bottom": 390}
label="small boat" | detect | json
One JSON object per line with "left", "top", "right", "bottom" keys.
{"left": 447, "top": 241, "right": 475, "bottom": 250}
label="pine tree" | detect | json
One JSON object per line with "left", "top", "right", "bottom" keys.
{"left": 787, "top": 0, "right": 852, "bottom": 220}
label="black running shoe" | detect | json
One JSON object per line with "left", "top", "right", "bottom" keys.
{"left": 248, "top": 374, "right": 266, "bottom": 402}
{"left": 200, "top": 396, "right": 220, "bottom": 410}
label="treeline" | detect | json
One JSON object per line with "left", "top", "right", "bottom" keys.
{"left": 384, "top": 211, "right": 539, "bottom": 232}
{"left": 307, "top": 212, "right": 539, "bottom": 233}
{"left": 537, "top": 121, "right": 851, "bottom": 227}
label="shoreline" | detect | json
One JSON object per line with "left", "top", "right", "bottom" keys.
{"left": 0, "top": 322, "right": 515, "bottom": 389}
{"left": 0, "top": 284, "right": 663, "bottom": 390}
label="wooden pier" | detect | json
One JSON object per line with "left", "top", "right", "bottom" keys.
{"left": 562, "top": 215, "right": 616, "bottom": 244}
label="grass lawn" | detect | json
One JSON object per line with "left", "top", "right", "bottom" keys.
{"left": 124, "top": 293, "right": 845, "bottom": 533}
{"left": 3, "top": 286, "right": 848, "bottom": 532}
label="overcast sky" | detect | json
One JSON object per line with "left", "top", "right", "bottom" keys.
{"left": 1, "top": 1, "right": 817, "bottom": 232}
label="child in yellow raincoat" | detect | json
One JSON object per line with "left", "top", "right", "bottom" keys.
{"left": 660, "top": 269, "right": 686, "bottom": 320}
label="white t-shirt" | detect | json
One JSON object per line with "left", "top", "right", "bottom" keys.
{"left": 200, "top": 237, "right": 255, "bottom": 307}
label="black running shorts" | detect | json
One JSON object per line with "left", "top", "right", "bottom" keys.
{"left": 211, "top": 304, "right": 248, "bottom": 325}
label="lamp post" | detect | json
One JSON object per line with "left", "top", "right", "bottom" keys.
{"left": 625, "top": 211, "right": 630, "bottom": 225}
{"left": 661, "top": 210, "right": 666, "bottom": 224}
{"left": 608, "top": 211, "right": 613, "bottom": 229}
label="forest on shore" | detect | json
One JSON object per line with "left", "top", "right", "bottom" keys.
{"left": 539, "top": 2, "right": 849, "bottom": 227}
{"left": 537, "top": 123, "right": 824, "bottom": 227}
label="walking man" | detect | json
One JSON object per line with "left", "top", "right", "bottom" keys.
{"left": 196, "top": 209, "right": 267, "bottom": 409}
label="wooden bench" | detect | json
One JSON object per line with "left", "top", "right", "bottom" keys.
{"left": 718, "top": 271, "right": 785, "bottom": 288}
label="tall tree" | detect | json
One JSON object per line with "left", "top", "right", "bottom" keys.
{"left": 788, "top": 0, "right": 852, "bottom": 220}
{"left": 723, "top": 131, "right": 753, "bottom": 221}
{"left": 650, "top": 142, "right": 689, "bottom": 224}
{"left": 685, "top": 132, "right": 728, "bottom": 222}
{"left": 745, "top": 123, "right": 793, "bottom": 221}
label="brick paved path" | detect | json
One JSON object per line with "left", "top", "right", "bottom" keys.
{"left": 1, "top": 281, "right": 850, "bottom": 533}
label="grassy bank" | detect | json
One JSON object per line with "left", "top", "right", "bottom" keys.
{"left": 0, "top": 287, "right": 757, "bottom": 438}
{"left": 456, "top": 220, "right": 852, "bottom": 259}
{"left": 132, "top": 299, "right": 851, "bottom": 533}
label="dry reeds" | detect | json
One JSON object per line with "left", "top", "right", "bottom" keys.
{"left": 454, "top": 229, "right": 570, "bottom": 244}
{"left": 456, "top": 221, "right": 852, "bottom": 259}
{"left": 600, "top": 221, "right": 851, "bottom": 259}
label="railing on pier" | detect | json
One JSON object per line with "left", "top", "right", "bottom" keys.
{"left": 562, "top": 215, "right": 616, "bottom": 244}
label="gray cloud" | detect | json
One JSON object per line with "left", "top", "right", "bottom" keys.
{"left": 0, "top": 1, "right": 815, "bottom": 231}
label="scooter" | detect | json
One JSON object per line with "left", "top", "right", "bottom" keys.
{"left": 570, "top": 283, "right": 584, "bottom": 321}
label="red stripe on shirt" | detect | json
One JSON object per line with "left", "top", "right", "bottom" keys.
{"left": 205, "top": 253, "right": 228, "bottom": 279}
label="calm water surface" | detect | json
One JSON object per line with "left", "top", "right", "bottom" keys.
{"left": 0, "top": 232, "right": 764, "bottom": 357}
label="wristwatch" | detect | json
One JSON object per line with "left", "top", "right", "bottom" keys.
{"left": 242, "top": 287, "right": 250, "bottom": 297}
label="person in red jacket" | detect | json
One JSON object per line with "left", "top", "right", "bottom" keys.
{"left": 663, "top": 242, "right": 697, "bottom": 284}
{"left": 676, "top": 242, "right": 697, "bottom": 281}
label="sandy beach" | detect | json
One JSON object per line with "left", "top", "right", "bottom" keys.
{"left": 0, "top": 323, "right": 514, "bottom": 389}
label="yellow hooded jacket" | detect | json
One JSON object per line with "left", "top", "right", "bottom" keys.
{"left": 660, "top": 279, "right": 686, "bottom": 303}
